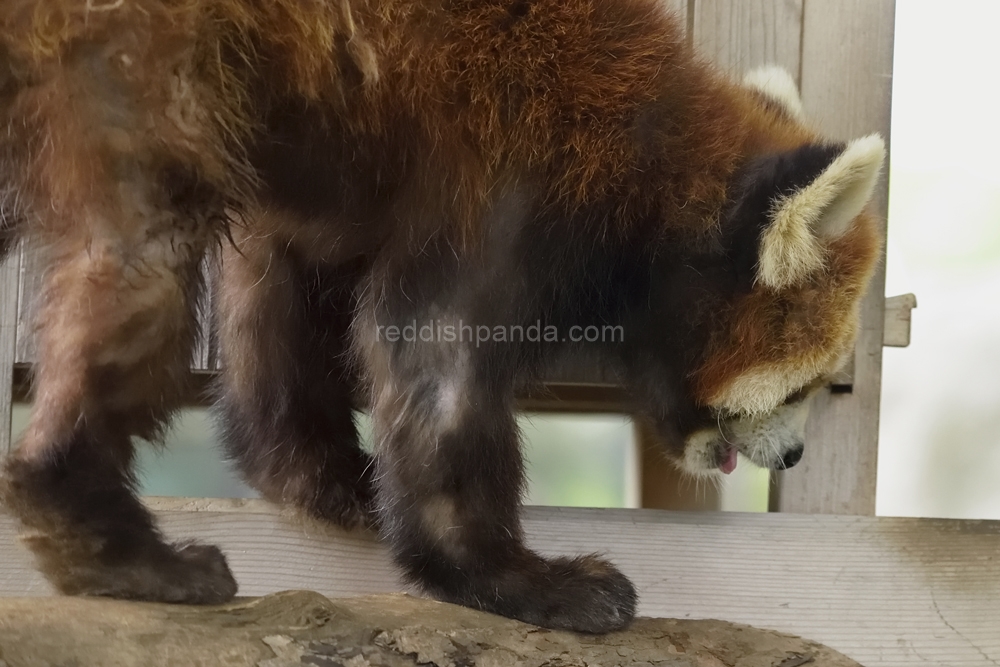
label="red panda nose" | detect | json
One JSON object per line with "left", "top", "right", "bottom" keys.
{"left": 780, "top": 443, "right": 805, "bottom": 469}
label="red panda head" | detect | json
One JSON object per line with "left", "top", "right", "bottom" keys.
{"left": 695, "top": 133, "right": 884, "bottom": 415}
{"left": 666, "top": 68, "right": 885, "bottom": 477}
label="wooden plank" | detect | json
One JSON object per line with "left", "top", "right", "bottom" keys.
{"left": 0, "top": 249, "right": 18, "bottom": 453}
{"left": 2, "top": 501, "right": 999, "bottom": 665}
{"left": 13, "top": 245, "right": 40, "bottom": 365}
{"left": 11, "top": 367, "right": 632, "bottom": 412}
{"left": 692, "top": 0, "right": 803, "bottom": 81}
{"left": 884, "top": 293, "right": 917, "bottom": 348}
{"left": 772, "top": 0, "right": 895, "bottom": 516}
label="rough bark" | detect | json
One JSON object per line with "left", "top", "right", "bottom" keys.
{"left": 0, "top": 591, "right": 861, "bottom": 667}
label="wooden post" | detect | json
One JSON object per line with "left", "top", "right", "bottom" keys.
{"left": 0, "top": 249, "right": 19, "bottom": 454}
{"left": 772, "top": 0, "right": 896, "bottom": 515}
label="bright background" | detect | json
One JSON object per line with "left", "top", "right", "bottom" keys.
{"left": 876, "top": 0, "right": 1000, "bottom": 520}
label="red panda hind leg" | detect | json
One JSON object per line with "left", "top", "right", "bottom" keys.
{"left": 0, "top": 204, "right": 237, "bottom": 604}
{"left": 0, "top": 25, "right": 241, "bottom": 600}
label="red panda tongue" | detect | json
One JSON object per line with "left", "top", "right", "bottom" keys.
{"left": 719, "top": 446, "right": 738, "bottom": 475}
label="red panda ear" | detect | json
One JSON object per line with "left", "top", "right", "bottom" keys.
{"left": 757, "top": 134, "right": 885, "bottom": 290}
{"left": 743, "top": 66, "right": 804, "bottom": 120}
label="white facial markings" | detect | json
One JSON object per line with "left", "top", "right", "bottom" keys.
{"left": 681, "top": 428, "right": 726, "bottom": 478}
{"left": 709, "top": 362, "right": 818, "bottom": 417}
{"left": 728, "top": 398, "right": 812, "bottom": 470}
{"left": 679, "top": 393, "right": 816, "bottom": 476}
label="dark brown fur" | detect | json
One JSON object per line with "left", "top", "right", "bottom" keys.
{"left": 0, "top": 0, "right": 881, "bottom": 632}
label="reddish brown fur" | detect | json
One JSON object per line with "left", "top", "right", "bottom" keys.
{"left": 694, "top": 213, "right": 881, "bottom": 404}
{"left": 0, "top": 0, "right": 882, "bottom": 633}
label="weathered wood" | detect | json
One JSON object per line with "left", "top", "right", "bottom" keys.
{"left": 883, "top": 293, "right": 917, "bottom": 348}
{"left": 0, "top": 591, "right": 862, "bottom": 667}
{"left": 772, "top": 0, "right": 895, "bottom": 516}
{"left": 4, "top": 501, "right": 1000, "bottom": 665}
{"left": 692, "top": 0, "right": 803, "bottom": 80}
{"left": 0, "top": 250, "right": 17, "bottom": 454}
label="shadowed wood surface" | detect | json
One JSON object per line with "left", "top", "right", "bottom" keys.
{"left": 2, "top": 501, "right": 999, "bottom": 665}
{"left": 0, "top": 590, "right": 862, "bottom": 667}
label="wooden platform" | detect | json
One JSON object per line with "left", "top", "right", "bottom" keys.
{"left": 2, "top": 499, "right": 998, "bottom": 666}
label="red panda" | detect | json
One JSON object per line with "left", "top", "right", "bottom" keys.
{"left": 0, "top": 0, "right": 883, "bottom": 633}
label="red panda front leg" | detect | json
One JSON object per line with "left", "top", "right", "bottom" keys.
{"left": 0, "top": 202, "right": 237, "bottom": 604}
{"left": 355, "top": 274, "right": 637, "bottom": 633}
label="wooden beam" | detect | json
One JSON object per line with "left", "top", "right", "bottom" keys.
{"left": 3, "top": 501, "right": 999, "bottom": 665}
{"left": 12, "top": 245, "right": 39, "bottom": 365}
{"left": 772, "top": 0, "right": 896, "bottom": 516}
{"left": 11, "top": 368, "right": 631, "bottom": 413}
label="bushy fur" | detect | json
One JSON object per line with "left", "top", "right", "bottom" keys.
{"left": 0, "top": 0, "right": 882, "bottom": 633}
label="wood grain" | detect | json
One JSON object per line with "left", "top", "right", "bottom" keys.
{"left": 692, "top": 0, "right": 803, "bottom": 80}
{"left": 772, "top": 0, "right": 896, "bottom": 516}
{"left": 3, "top": 501, "right": 999, "bottom": 666}
{"left": 0, "top": 249, "right": 18, "bottom": 453}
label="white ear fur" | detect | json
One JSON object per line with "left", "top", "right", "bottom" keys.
{"left": 758, "top": 134, "right": 886, "bottom": 290}
{"left": 743, "top": 66, "right": 805, "bottom": 120}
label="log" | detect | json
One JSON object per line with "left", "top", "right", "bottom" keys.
{"left": 0, "top": 590, "right": 861, "bottom": 666}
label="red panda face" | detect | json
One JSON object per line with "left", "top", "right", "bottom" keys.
{"left": 679, "top": 383, "right": 822, "bottom": 477}
{"left": 668, "top": 71, "right": 885, "bottom": 477}
{"left": 697, "top": 135, "right": 884, "bottom": 414}
{"left": 674, "top": 135, "right": 884, "bottom": 477}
